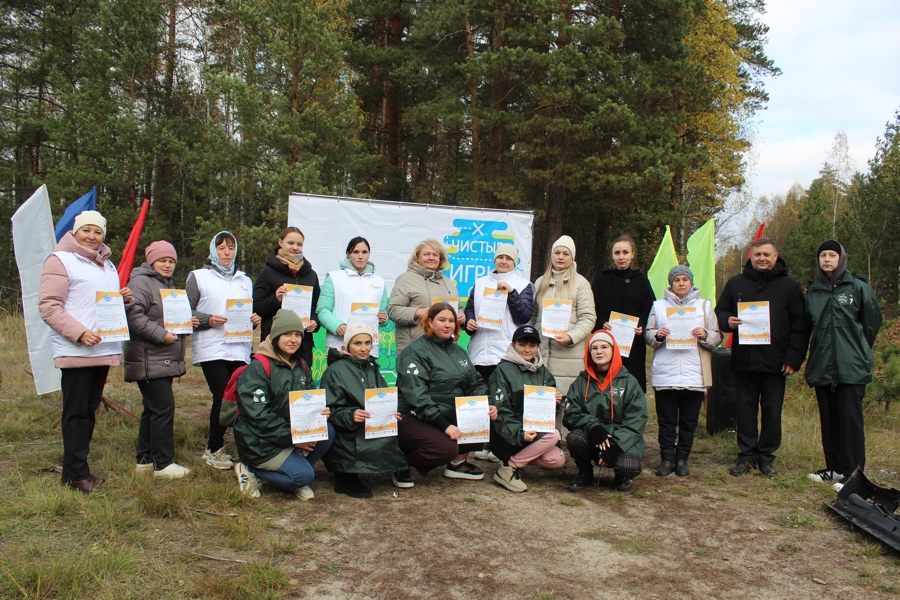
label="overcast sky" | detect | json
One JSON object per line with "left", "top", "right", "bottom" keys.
{"left": 745, "top": 1, "right": 900, "bottom": 199}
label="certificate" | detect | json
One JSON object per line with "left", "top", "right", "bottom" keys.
{"left": 608, "top": 312, "right": 639, "bottom": 357}
{"left": 349, "top": 302, "right": 380, "bottom": 355}
{"left": 364, "top": 387, "right": 398, "bottom": 439}
{"left": 224, "top": 298, "right": 253, "bottom": 343}
{"left": 541, "top": 298, "right": 572, "bottom": 337}
{"left": 738, "top": 301, "right": 771, "bottom": 345}
{"left": 455, "top": 396, "right": 490, "bottom": 443}
{"left": 665, "top": 306, "right": 700, "bottom": 350}
{"left": 160, "top": 289, "right": 192, "bottom": 334}
{"left": 431, "top": 296, "right": 459, "bottom": 314}
{"left": 476, "top": 287, "right": 508, "bottom": 331}
{"left": 289, "top": 389, "right": 329, "bottom": 443}
{"left": 522, "top": 385, "right": 556, "bottom": 433}
{"left": 282, "top": 284, "right": 314, "bottom": 325}
{"left": 95, "top": 291, "right": 129, "bottom": 341}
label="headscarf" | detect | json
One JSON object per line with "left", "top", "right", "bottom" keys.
{"left": 582, "top": 330, "right": 623, "bottom": 419}
{"left": 208, "top": 231, "right": 237, "bottom": 277}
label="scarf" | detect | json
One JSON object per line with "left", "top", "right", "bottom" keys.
{"left": 276, "top": 247, "right": 303, "bottom": 276}
{"left": 208, "top": 231, "right": 237, "bottom": 278}
{"left": 501, "top": 343, "right": 544, "bottom": 373}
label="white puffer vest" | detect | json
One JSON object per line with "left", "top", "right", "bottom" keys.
{"left": 190, "top": 268, "right": 253, "bottom": 364}
{"left": 468, "top": 270, "right": 531, "bottom": 366}
{"left": 49, "top": 251, "right": 124, "bottom": 359}
{"left": 324, "top": 267, "right": 386, "bottom": 357}
{"left": 650, "top": 294, "right": 709, "bottom": 389}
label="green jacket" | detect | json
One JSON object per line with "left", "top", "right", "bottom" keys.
{"left": 805, "top": 271, "right": 882, "bottom": 387}
{"left": 234, "top": 346, "right": 316, "bottom": 468}
{"left": 397, "top": 334, "right": 488, "bottom": 431}
{"left": 488, "top": 360, "right": 557, "bottom": 449}
{"left": 320, "top": 349, "right": 406, "bottom": 474}
{"left": 562, "top": 367, "right": 648, "bottom": 459}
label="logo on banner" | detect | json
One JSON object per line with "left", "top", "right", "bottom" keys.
{"left": 443, "top": 219, "right": 519, "bottom": 297}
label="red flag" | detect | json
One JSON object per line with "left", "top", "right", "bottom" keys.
{"left": 118, "top": 199, "right": 150, "bottom": 287}
{"left": 726, "top": 222, "right": 767, "bottom": 348}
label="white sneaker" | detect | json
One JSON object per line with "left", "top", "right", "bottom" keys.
{"left": 295, "top": 486, "right": 315, "bottom": 501}
{"left": 493, "top": 465, "right": 527, "bottom": 493}
{"left": 473, "top": 449, "right": 501, "bottom": 462}
{"left": 135, "top": 463, "right": 154, "bottom": 473}
{"left": 154, "top": 463, "right": 191, "bottom": 479}
{"left": 234, "top": 462, "right": 261, "bottom": 498}
{"left": 833, "top": 475, "right": 849, "bottom": 493}
{"left": 204, "top": 447, "right": 234, "bottom": 470}
{"left": 808, "top": 469, "right": 840, "bottom": 483}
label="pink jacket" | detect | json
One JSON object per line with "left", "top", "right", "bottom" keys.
{"left": 39, "top": 233, "right": 122, "bottom": 369}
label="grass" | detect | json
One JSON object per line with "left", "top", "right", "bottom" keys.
{"left": 560, "top": 497, "right": 584, "bottom": 507}
{"left": 777, "top": 543, "right": 800, "bottom": 555}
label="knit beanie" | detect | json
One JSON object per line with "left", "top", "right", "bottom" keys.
{"left": 817, "top": 239, "right": 842, "bottom": 256}
{"left": 494, "top": 243, "right": 519, "bottom": 263}
{"left": 552, "top": 235, "right": 576, "bottom": 259}
{"left": 145, "top": 240, "right": 177, "bottom": 265}
{"left": 589, "top": 330, "right": 616, "bottom": 348}
{"left": 344, "top": 321, "right": 374, "bottom": 347}
{"left": 269, "top": 309, "right": 305, "bottom": 341}
{"left": 73, "top": 210, "right": 107, "bottom": 237}
{"left": 667, "top": 265, "right": 694, "bottom": 286}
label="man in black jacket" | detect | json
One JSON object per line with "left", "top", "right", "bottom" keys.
{"left": 715, "top": 238, "right": 811, "bottom": 477}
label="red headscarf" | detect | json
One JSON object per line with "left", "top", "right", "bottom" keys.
{"left": 582, "top": 330, "right": 623, "bottom": 419}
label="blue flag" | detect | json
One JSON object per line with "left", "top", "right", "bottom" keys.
{"left": 54, "top": 186, "right": 97, "bottom": 242}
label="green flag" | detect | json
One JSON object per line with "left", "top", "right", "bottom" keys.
{"left": 686, "top": 219, "right": 716, "bottom": 303}
{"left": 647, "top": 225, "right": 678, "bottom": 299}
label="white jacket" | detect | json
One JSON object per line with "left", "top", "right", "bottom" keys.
{"left": 189, "top": 268, "right": 254, "bottom": 364}
{"left": 322, "top": 266, "right": 386, "bottom": 357}
{"left": 467, "top": 271, "right": 531, "bottom": 366}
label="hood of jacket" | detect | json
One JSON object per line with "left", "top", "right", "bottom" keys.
{"left": 408, "top": 262, "right": 444, "bottom": 281}
{"left": 256, "top": 336, "right": 303, "bottom": 368}
{"left": 128, "top": 262, "right": 174, "bottom": 287}
{"left": 663, "top": 286, "right": 702, "bottom": 304}
{"left": 55, "top": 231, "right": 112, "bottom": 266}
{"left": 501, "top": 343, "right": 545, "bottom": 372}
{"left": 339, "top": 257, "right": 376, "bottom": 275}
{"left": 325, "top": 345, "right": 379, "bottom": 369}
{"left": 815, "top": 240, "right": 848, "bottom": 291}
{"left": 266, "top": 247, "right": 314, "bottom": 279}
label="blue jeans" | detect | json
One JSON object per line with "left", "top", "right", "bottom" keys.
{"left": 247, "top": 422, "right": 335, "bottom": 490}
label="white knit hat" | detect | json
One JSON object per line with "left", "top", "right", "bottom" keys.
{"left": 494, "top": 243, "right": 518, "bottom": 262}
{"left": 344, "top": 321, "right": 375, "bottom": 347}
{"left": 552, "top": 235, "right": 576, "bottom": 259}
{"left": 73, "top": 210, "right": 107, "bottom": 237}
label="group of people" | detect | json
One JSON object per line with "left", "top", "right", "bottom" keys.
{"left": 38, "top": 210, "right": 881, "bottom": 500}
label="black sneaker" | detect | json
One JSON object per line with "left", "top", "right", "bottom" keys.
{"left": 391, "top": 469, "right": 415, "bottom": 488}
{"left": 334, "top": 473, "right": 373, "bottom": 499}
{"left": 567, "top": 469, "right": 593, "bottom": 492}
{"left": 443, "top": 461, "right": 484, "bottom": 480}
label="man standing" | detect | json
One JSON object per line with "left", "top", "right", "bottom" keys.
{"left": 716, "top": 238, "right": 810, "bottom": 476}
{"left": 805, "top": 240, "right": 881, "bottom": 491}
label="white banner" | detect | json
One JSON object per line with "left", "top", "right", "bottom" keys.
{"left": 11, "top": 185, "right": 62, "bottom": 395}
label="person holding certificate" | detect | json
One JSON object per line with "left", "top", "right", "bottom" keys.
{"left": 316, "top": 236, "right": 388, "bottom": 358}
{"left": 644, "top": 266, "right": 722, "bottom": 477}
{"left": 253, "top": 227, "right": 320, "bottom": 367}
{"left": 715, "top": 238, "right": 810, "bottom": 477}
{"left": 124, "top": 241, "right": 197, "bottom": 479}
{"left": 563, "top": 331, "right": 648, "bottom": 493}
{"left": 39, "top": 210, "right": 133, "bottom": 493}
{"left": 187, "top": 231, "right": 260, "bottom": 471}
{"left": 396, "top": 303, "right": 497, "bottom": 480}
{"left": 591, "top": 235, "right": 655, "bottom": 392}
{"left": 529, "top": 235, "right": 596, "bottom": 397}
{"left": 321, "top": 322, "right": 407, "bottom": 498}
{"left": 388, "top": 239, "right": 463, "bottom": 354}
{"left": 233, "top": 310, "right": 334, "bottom": 500}
{"left": 487, "top": 326, "right": 565, "bottom": 492}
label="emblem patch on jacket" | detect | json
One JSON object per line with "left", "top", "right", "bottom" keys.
{"left": 253, "top": 389, "right": 266, "bottom": 403}
{"left": 837, "top": 293, "right": 854, "bottom": 305}
{"left": 405, "top": 362, "right": 419, "bottom": 375}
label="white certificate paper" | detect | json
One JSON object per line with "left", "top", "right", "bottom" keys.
{"left": 541, "top": 298, "right": 572, "bottom": 337}
{"left": 224, "top": 298, "right": 253, "bottom": 343}
{"left": 364, "top": 387, "right": 398, "bottom": 439}
{"left": 608, "top": 312, "right": 639, "bottom": 357}
{"left": 477, "top": 287, "right": 508, "bottom": 331}
{"left": 431, "top": 296, "right": 459, "bottom": 314}
{"left": 665, "top": 306, "right": 700, "bottom": 350}
{"left": 350, "top": 302, "right": 381, "bottom": 356}
{"left": 289, "top": 389, "right": 329, "bottom": 443}
{"left": 522, "top": 385, "right": 556, "bottom": 433}
{"left": 96, "top": 291, "right": 129, "bottom": 341}
{"left": 738, "top": 301, "right": 771, "bottom": 345}
{"left": 160, "top": 289, "right": 193, "bottom": 334}
{"left": 455, "top": 396, "right": 490, "bottom": 443}
{"left": 282, "top": 284, "right": 314, "bottom": 325}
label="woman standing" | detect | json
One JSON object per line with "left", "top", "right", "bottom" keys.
{"left": 529, "top": 236, "right": 596, "bottom": 396}
{"left": 316, "top": 237, "right": 388, "bottom": 357}
{"left": 187, "top": 231, "right": 260, "bottom": 470}
{"left": 591, "top": 235, "right": 655, "bottom": 392}
{"left": 254, "top": 227, "right": 320, "bottom": 367}
{"left": 125, "top": 241, "right": 195, "bottom": 479}
{"left": 388, "top": 239, "right": 463, "bottom": 355}
{"left": 39, "top": 210, "right": 133, "bottom": 493}
{"left": 644, "top": 266, "right": 722, "bottom": 477}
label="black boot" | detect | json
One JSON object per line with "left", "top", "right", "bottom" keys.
{"left": 567, "top": 469, "right": 593, "bottom": 492}
{"left": 674, "top": 451, "right": 690, "bottom": 477}
{"left": 334, "top": 473, "right": 373, "bottom": 499}
{"left": 656, "top": 449, "right": 675, "bottom": 477}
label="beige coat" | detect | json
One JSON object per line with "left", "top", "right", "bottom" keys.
{"left": 530, "top": 270, "right": 596, "bottom": 395}
{"left": 387, "top": 264, "right": 460, "bottom": 354}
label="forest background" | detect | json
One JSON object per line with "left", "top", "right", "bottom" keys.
{"left": 1, "top": 0, "right": 899, "bottom": 306}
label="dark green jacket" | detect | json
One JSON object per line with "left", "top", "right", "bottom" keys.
{"left": 805, "top": 271, "right": 882, "bottom": 387}
{"left": 488, "top": 360, "right": 557, "bottom": 451}
{"left": 562, "top": 367, "right": 648, "bottom": 458}
{"left": 397, "top": 334, "right": 488, "bottom": 431}
{"left": 320, "top": 349, "right": 406, "bottom": 474}
{"left": 234, "top": 351, "right": 315, "bottom": 468}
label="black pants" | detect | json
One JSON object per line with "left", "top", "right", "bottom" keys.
{"left": 136, "top": 377, "right": 176, "bottom": 469}
{"left": 566, "top": 428, "right": 642, "bottom": 480}
{"left": 200, "top": 360, "right": 244, "bottom": 452}
{"left": 474, "top": 364, "right": 498, "bottom": 386}
{"left": 397, "top": 414, "right": 482, "bottom": 470}
{"left": 655, "top": 389, "right": 705, "bottom": 457}
{"left": 816, "top": 384, "right": 866, "bottom": 475}
{"left": 734, "top": 370, "right": 786, "bottom": 464}
{"left": 60, "top": 366, "right": 109, "bottom": 480}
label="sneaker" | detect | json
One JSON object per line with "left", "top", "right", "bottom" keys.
{"left": 832, "top": 475, "right": 849, "bottom": 492}
{"left": 808, "top": 469, "right": 841, "bottom": 483}
{"left": 493, "top": 465, "right": 527, "bottom": 493}
{"left": 334, "top": 473, "right": 373, "bottom": 499}
{"left": 473, "top": 449, "right": 501, "bottom": 462}
{"left": 234, "top": 462, "right": 261, "bottom": 498}
{"left": 443, "top": 461, "right": 484, "bottom": 480}
{"left": 154, "top": 463, "right": 191, "bottom": 479}
{"left": 135, "top": 462, "right": 154, "bottom": 473}
{"left": 295, "top": 486, "right": 315, "bottom": 501}
{"left": 391, "top": 469, "right": 415, "bottom": 489}
{"left": 204, "top": 447, "right": 234, "bottom": 470}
